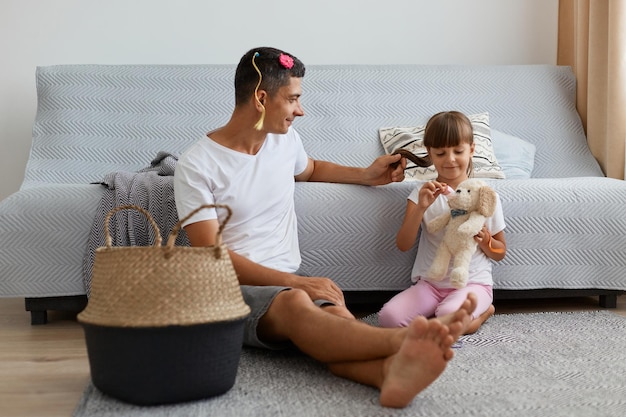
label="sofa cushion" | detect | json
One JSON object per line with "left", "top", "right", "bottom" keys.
{"left": 378, "top": 112, "right": 505, "bottom": 181}
{"left": 0, "top": 184, "right": 103, "bottom": 297}
{"left": 491, "top": 129, "right": 536, "bottom": 179}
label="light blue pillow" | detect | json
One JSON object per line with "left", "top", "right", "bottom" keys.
{"left": 490, "top": 129, "right": 536, "bottom": 179}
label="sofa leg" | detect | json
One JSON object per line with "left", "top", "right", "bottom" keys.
{"left": 599, "top": 294, "right": 617, "bottom": 308}
{"left": 24, "top": 296, "right": 88, "bottom": 325}
{"left": 29, "top": 309, "right": 48, "bottom": 325}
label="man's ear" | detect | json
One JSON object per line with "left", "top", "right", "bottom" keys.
{"left": 253, "top": 90, "right": 267, "bottom": 131}
{"left": 256, "top": 90, "right": 267, "bottom": 106}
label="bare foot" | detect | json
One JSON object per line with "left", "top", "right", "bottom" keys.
{"left": 379, "top": 316, "right": 452, "bottom": 408}
{"left": 464, "top": 304, "right": 495, "bottom": 334}
{"left": 437, "top": 292, "right": 477, "bottom": 340}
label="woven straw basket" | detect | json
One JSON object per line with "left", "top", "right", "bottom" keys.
{"left": 78, "top": 204, "right": 250, "bottom": 327}
{"left": 77, "top": 204, "right": 250, "bottom": 405}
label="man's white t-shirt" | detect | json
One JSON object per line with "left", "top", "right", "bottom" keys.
{"left": 408, "top": 183, "right": 506, "bottom": 287}
{"left": 174, "top": 127, "right": 309, "bottom": 273}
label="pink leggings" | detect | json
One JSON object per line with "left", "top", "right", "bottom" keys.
{"left": 378, "top": 280, "right": 493, "bottom": 328}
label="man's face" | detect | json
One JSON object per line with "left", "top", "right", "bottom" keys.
{"left": 263, "top": 77, "right": 304, "bottom": 134}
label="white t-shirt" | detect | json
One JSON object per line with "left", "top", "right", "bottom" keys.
{"left": 174, "top": 127, "right": 309, "bottom": 273}
{"left": 408, "top": 182, "right": 506, "bottom": 287}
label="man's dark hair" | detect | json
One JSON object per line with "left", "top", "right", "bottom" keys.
{"left": 234, "top": 47, "right": 306, "bottom": 106}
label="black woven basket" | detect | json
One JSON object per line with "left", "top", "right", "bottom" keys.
{"left": 78, "top": 205, "right": 250, "bottom": 405}
{"left": 82, "top": 317, "right": 246, "bottom": 405}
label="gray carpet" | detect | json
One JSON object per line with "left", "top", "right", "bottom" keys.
{"left": 73, "top": 311, "right": 626, "bottom": 417}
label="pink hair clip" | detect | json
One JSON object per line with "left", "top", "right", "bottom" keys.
{"left": 279, "top": 53, "right": 294, "bottom": 69}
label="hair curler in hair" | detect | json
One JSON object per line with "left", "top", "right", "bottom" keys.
{"left": 251, "top": 52, "right": 265, "bottom": 131}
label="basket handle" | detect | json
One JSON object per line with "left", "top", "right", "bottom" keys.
{"left": 167, "top": 204, "right": 233, "bottom": 257}
{"left": 104, "top": 205, "right": 162, "bottom": 248}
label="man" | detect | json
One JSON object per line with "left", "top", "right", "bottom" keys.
{"left": 174, "top": 46, "right": 477, "bottom": 408}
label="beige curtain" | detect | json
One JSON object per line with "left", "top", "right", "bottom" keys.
{"left": 558, "top": 0, "right": 626, "bottom": 179}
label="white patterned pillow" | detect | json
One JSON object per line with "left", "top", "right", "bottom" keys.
{"left": 379, "top": 112, "right": 505, "bottom": 181}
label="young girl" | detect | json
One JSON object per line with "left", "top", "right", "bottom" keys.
{"left": 379, "top": 111, "right": 507, "bottom": 334}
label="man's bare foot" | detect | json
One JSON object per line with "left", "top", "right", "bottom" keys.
{"left": 379, "top": 316, "right": 453, "bottom": 408}
{"left": 437, "top": 293, "right": 477, "bottom": 340}
{"left": 464, "top": 304, "right": 495, "bottom": 334}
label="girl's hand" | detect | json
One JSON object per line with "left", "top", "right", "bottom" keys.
{"left": 474, "top": 226, "right": 490, "bottom": 246}
{"left": 474, "top": 226, "right": 507, "bottom": 260}
{"left": 417, "top": 180, "right": 450, "bottom": 209}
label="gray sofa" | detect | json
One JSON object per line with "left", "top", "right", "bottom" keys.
{"left": 1, "top": 64, "right": 624, "bottom": 324}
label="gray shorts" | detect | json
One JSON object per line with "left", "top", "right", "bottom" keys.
{"left": 240, "top": 283, "right": 335, "bottom": 350}
{"left": 240, "top": 285, "right": 290, "bottom": 350}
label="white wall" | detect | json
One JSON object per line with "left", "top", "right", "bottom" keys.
{"left": 0, "top": 0, "right": 558, "bottom": 201}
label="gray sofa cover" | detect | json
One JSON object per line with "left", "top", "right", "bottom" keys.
{"left": 1, "top": 64, "right": 624, "bottom": 323}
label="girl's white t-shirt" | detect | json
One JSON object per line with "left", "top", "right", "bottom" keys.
{"left": 408, "top": 182, "right": 506, "bottom": 287}
{"left": 174, "top": 127, "right": 309, "bottom": 273}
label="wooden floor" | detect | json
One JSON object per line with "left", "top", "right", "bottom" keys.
{"left": 1, "top": 296, "right": 625, "bottom": 417}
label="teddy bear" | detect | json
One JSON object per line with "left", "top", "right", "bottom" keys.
{"left": 425, "top": 178, "right": 497, "bottom": 289}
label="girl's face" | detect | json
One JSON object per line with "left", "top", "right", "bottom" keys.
{"left": 428, "top": 142, "right": 475, "bottom": 186}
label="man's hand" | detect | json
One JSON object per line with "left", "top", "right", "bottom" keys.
{"left": 292, "top": 276, "right": 346, "bottom": 306}
{"left": 364, "top": 153, "right": 406, "bottom": 185}
{"left": 299, "top": 154, "right": 406, "bottom": 186}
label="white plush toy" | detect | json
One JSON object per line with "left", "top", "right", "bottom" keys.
{"left": 426, "top": 178, "right": 497, "bottom": 289}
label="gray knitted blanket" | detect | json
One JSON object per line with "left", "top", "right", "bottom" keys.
{"left": 82, "top": 152, "right": 188, "bottom": 296}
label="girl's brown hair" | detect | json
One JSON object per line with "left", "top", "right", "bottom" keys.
{"left": 423, "top": 111, "right": 474, "bottom": 176}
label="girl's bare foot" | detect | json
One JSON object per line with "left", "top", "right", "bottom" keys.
{"left": 464, "top": 304, "right": 495, "bottom": 334}
{"left": 437, "top": 292, "right": 477, "bottom": 340}
{"left": 379, "top": 316, "right": 453, "bottom": 408}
